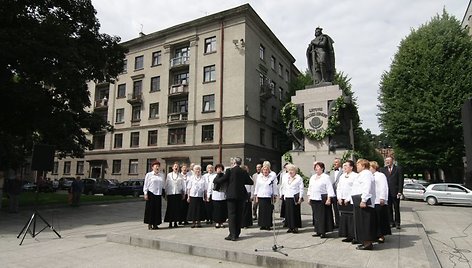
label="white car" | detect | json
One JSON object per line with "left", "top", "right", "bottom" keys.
{"left": 402, "top": 183, "right": 426, "bottom": 200}
{"left": 424, "top": 183, "right": 472, "bottom": 205}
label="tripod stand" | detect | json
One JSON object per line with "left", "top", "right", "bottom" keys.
{"left": 17, "top": 171, "right": 61, "bottom": 245}
{"left": 254, "top": 196, "right": 288, "bottom": 256}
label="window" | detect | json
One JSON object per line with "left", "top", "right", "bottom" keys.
{"left": 112, "top": 160, "right": 121, "bottom": 174}
{"left": 285, "top": 70, "right": 289, "bottom": 82}
{"left": 202, "top": 125, "right": 214, "bottom": 142}
{"left": 271, "top": 56, "right": 276, "bottom": 70}
{"left": 271, "top": 106, "right": 277, "bottom": 122}
{"left": 260, "top": 102, "right": 266, "bottom": 120}
{"left": 114, "top": 133, "right": 123, "bottom": 148}
{"left": 204, "top": 65, "right": 216, "bottom": 82}
{"left": 133, "top": 80, "right": 142, "bottom": 97}
{"left": 53, "top": 162, "right": 59, "bottom": 174}
{"left": 64, "top": 161, "right": 71, "bottom": 174}
{"left": 134, "top": 55, "right": 144, "bottom": 70}
{"left": 150, "top": 76, "right": 160, "bottom": 92}
{"left": 146, "top": 159, "right": 157, "bottom": 172}
{"left": 201, "top": 157, "right": 213, "bottom": 172}
{"left": 448, "top": 185, "right": 467, "bottom": 193}
{"left": 204, "top": 36, "right": 216, "bottom": 53}
{"left": 93, "top": 134, "right": 105, "bottom": 149}
{"left": 148, "top": 130, "right": 158, "bottom": 146}
{"left": 152, "top": 51, "right": 161, "bottom": 66}
{"left": 170, "top": 99, "right": 188, "bottom": 113}
{"left": 122, "top": 59, "right": 127, "bottom": 73}
{"left": 272, "top": 133, "right": 278, "bottom": 149}
{"left": 259, "top": 44, "right": 265, "bottom": 60}
{"left": 260, "top": 129, "right": 265, "bottom": 145}
{"left": 117, "top": 84, "right": 126, "bottom": 98}
{"left": 131, "top": 105, "right": 141, "bottom": 121}
{"left": 149, "top": 103, "right": 159, "bottom": 118}
{"left": 202, "top": 94, "right": 215, "bottom": 112}
{"left": 278, "top": 63, "right": 283, "bottom": 76}
{"left": 168, "top": 128, "right": 186, "bottom": 145}
{"left": 278, "top": 87, "right": 284, "bottom": 100}
{"left": 173, "top": 72, "right": 189, "bottom": 85}
{"left": 130, "top": 132, "right": 139, "bottom": 147}
{"left": 270, "top": 81, "right": 276, "bottom": 95}
{"left": 432, "top": 185, "right": 447, "bottom": 191}
{"left": 76, "top": 161, "right": 84, "bottom": 175}
{"left": 129, "top": 159, "right": 138, "bottom": 174}
{"left": 115, "top": 108, "right": 124, "bottom": 123}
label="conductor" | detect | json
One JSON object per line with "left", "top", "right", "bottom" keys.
{"left": 214, "top": 157, "right": 253, "bottom": 241}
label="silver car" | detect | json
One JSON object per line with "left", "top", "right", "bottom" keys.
{"left": 424, "top": 183, "right": 472, "bottom": 205}
{"left": 402, "top": 183, "right": 426, "bottom": 200}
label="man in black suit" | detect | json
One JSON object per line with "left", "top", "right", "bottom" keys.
{"left": 381, "top": 156, "right": 404, "bottom": 229}
{"left": 214, "top": 157, "right": 253, "bottom": 241}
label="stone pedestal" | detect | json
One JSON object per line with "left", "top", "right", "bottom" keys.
{"left": 284, "top": 84, "right": 348, "bottom": 176}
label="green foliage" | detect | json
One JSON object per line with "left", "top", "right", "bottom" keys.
{"left": 0, "top": 0, "right": 127, "bottom": 168}
{"left": 379, "top": 11, "right": 472, "bottom": 177}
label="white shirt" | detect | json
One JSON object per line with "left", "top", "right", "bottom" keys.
{"left": 187, "top": 175, "right": 207, "bottom": 197}
{"left": 278, "top": 172, "right": 289, "bottom": 197}
{"left": 281, "top": 174, "right": 304, "bottom": 199}
{"left": 336, "top": 171, "right": 358, "bottom": 202}
{"left": 143, "top": 171, "right": 165, "bottom": 195}
{"left": 307, "top": 173, "right": 335, "bottom": 200}
{"left": 254, "top": 172, "right": 278, "bottom": 198}
{"left": 165, "top": 172, "right": 186, "bottom": 195}
{"left": 181, "top": 172, "right": 190, "bottom": 188}
{"left": 373, "top": 171, "right": 389, "bottom": 204}
{"left": 351, "top": 169, "right": 376, "bottom": 208}
{"left": 207, "top": 173, "right": 226, "bottom": 201}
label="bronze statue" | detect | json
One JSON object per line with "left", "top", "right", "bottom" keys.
{"left": 307, "top": 27, "right": 335, "bottom": 85}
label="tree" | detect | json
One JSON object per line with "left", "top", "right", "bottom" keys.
{"left": 0, "top": 0, "right": 127, "bottom": 169}
{"left": 378, "top": 11, "right": 472, "bottom": 181}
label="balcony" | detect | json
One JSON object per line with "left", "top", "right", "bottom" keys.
{"left": 94, "top": 98, "right": 108, "bottom": 110}
{"left": 127, "top": 93, "right": 142, "bottom": 104}
{"left": 260, "top": 84, "right": 273, "bottom": 100}
{"left": 169, "top": 84, "right": 189, "bottom": 96}
{"left": 169, "top": 56, "right": 190, "bottom": 69}
{"left": 167, "top": 112, "right": 188, "bottom": 124}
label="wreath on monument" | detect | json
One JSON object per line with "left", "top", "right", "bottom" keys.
{"left": 281, "top": 95, "right": 346, "bottom": 141}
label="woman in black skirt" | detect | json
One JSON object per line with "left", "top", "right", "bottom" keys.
{"left": 307, "top": 161, "right": 335, "bottom": 238}
{"left": 337, "top": 160, "right": 358, "bottom": 242}
{"left": 179, "top": 164, "right": 190, "bottom": 225}
{"left": 143, "top": 160, "right": 165, "bottom": 230}
{"left": 241, "top": 165, "right": 253, "bottom": 228}
{"left": 186, "top": 165, "right": 207, "bottom": 228}
{"left": 370, "top": 161, "right": 391, "bottom": 243}
{"left": 280, "top": 164, "right": 304, "bottom": 233}
{"left": 254, "top": 162, "right": 278, "bottom": 230}
{"left": 207, "top": 164, "right": 227, "bottom": 228}
{"left": 164, "top": 162, "right": 186, "bottom": 228}
{"left": 351, "top": 159, "right": 377, "bottom": 250}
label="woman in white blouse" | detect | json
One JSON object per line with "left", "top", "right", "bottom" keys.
{"left": 203, "top": 165, "right": 215, "bottom": 225}
{"left": 143, "top": 160, "right": 165, "bottom": 230}
{"left": 164, "top": 162, "right": 186, "bottom": 228}
{"left": 370, "top": 161, "right": 391, "bottom": 243}
{"left": 281, "top": 164, "right": 304, "bottom": 233}
{"left": 336, "top": 160, "right": 358, "bottom": 242}
{"left": 307, "top": 161, "right": 335, "bottom": 238}
{"left": 179, "top": 164, "right": 190, "bottom": 225}
{"left": 207, "top": 164, "right": 227, "bottom": 228}
{"left": 186, "top": 165, "right": 208, "bottom": 228}
{"left": 254, "top": 162, "right": 278, "bottom": 230}
{"left": 351, "top": 159, "right": 377, "bottom": 250}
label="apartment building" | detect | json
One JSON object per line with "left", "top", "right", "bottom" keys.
{"left": 51, "top": 4, "right": 298, "bottom": 181}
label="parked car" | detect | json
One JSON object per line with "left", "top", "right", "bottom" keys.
{"left": 108, "top": 179, "right": 144, "bottom": 197}
{"left": 402, "top": 183, "right": 426, "bottom": 200}
{"left": 59, "top": 177, "right": 75, "bottom": 190}
{"left": 82, "top": 178, "right": 117, "bottom": 195}
{"left": 404, "top": 178, "right": 430, "bottom": 186}
{"left": 22, "top": 182, "right": 37, "bottom": 192}
{"left": 424, "top": 183, "right": 472, "bottom": 205}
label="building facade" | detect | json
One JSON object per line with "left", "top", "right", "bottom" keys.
{"left": 51, "top": 4, "right": 298, "bottom": 181}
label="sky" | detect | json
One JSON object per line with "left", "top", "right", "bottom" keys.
{"left": 91, "top": 0, "right": 469, "bottom": 134}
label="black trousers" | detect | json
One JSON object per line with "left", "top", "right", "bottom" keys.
{"left": 227, "top": 199, "right": 244, "bottom": 239}
{"left": 388, "top": 194, "right": 401, "bottom": 226}
{"left": 331, "top": 196, "right": 340, "bottom": 226}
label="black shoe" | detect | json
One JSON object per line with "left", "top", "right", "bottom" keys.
{"left": 356, "top": 244, "right": 373, "bottom": 250}
{"left": 173, "top": 222, "right": 178, "bottom": 228}
{"left": 292, "top": 228, "right": 299, "bottom": 234}
{"left": 342, "top": 238, "right": 353, "bottom": 243}
{"left": 320, "top": 234, "right": 327, "bottom": 238}
{"left": 224, "top": 236, "right": 236, "bottom": 241}
{"left": 152, "top": 226, "right": 159, "bottom": 230}
{"left": 148, "top": 224, "right": 152, "bottom": 230}
{"left": 395, "top": 224, "right": 401, "bottom": 229}
{"left": 390, "top": 223, "right": 396, "bottom": 228}
{"left": 287, "top": 229, "right": 293, "bottom": 233}
{"left": 168, "top": 223, "right": 173, "bottom": 228}
{"left": 351, "top": 240, "right": 361, "bottom": 244}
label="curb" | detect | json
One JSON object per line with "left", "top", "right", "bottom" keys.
{"left": 411, "top": 208, "right": 442, "bottom": 268}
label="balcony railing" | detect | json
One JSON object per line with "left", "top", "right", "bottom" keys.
{"left": 169, "top": 84, "right": 189, "bottom": 96}
{"left": 127, "top": 93, "right": 142, "bottom": 104}
{"left": 94, "top": 98, "right": 108, "bottom": 110}
{"left": 260, "top": 84, "right": 273, "bottom": 100}
{"left": 167, "top": 112, "right": 188, "bottom": 124}
{"left": 170, "top": 56, "right": 190, "bottom": 68}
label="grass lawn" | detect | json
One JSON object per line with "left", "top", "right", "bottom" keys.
{"left": 1, "top": 191, "right": 139, "bottom": 208}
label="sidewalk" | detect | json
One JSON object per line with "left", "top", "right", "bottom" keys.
{"left": 0, "top": 201, "right": 439, "bottom": 267}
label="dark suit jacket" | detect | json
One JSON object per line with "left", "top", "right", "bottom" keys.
{"left": 213, "top": 165, "right": 253, "bottom": 200}
{"left": 381, "top": 165, "right": 404, "bottom": 196}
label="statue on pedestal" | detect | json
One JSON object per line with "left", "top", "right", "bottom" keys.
{"left": 307, "top": 27, "right": 335, "bottom": 86}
